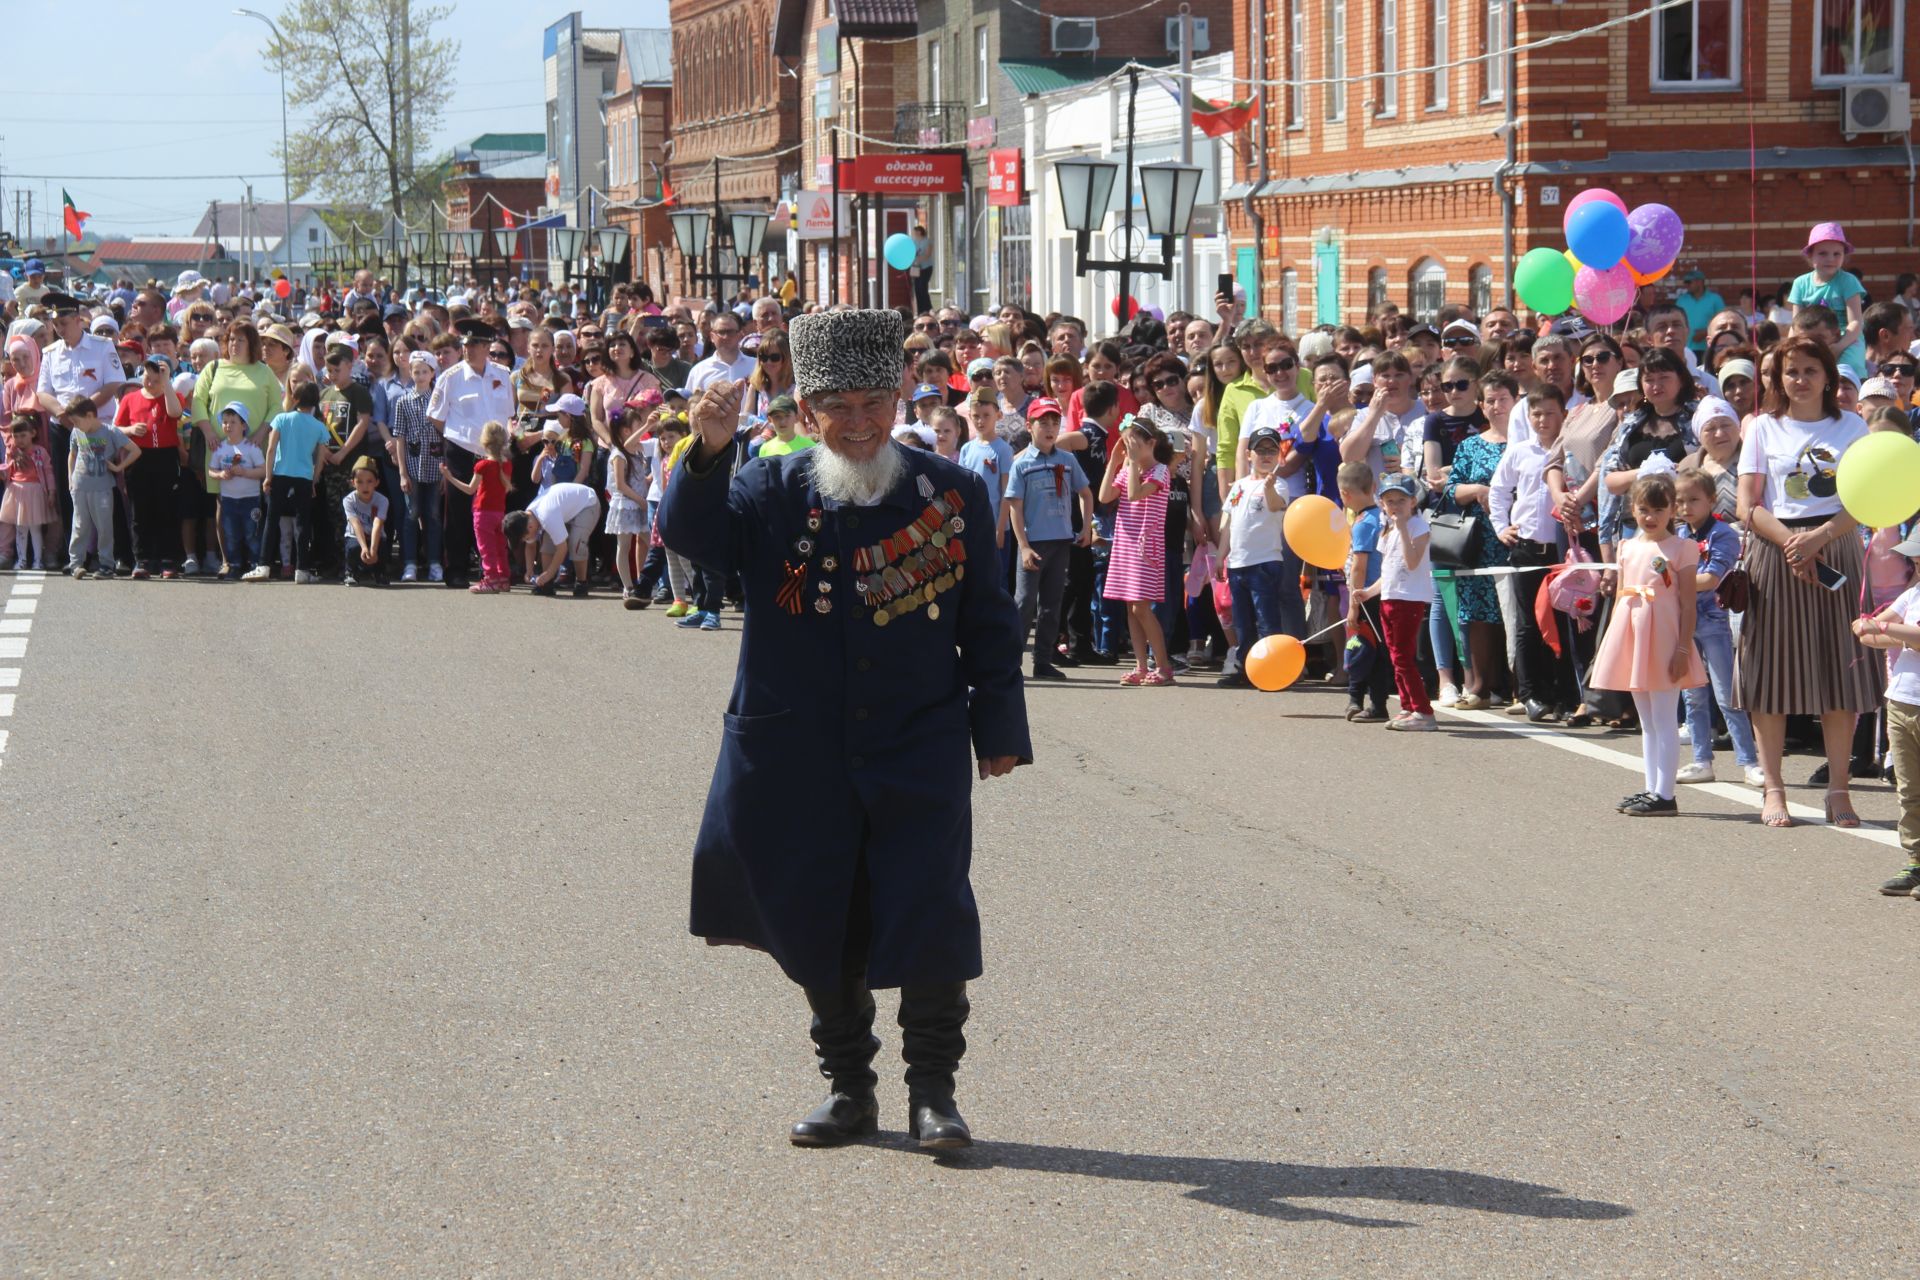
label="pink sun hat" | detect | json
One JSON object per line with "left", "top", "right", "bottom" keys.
{"left": 1803, "top": 221, "right": 1852, "bottom": 255}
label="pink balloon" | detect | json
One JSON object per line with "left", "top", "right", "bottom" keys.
{"left": 1564, "top": 188, "right": 1628, "bottom": 228}
{"left": 1574, "top": 263, "right": 1635, "bottom": 327}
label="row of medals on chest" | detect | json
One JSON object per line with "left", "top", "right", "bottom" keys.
{"left": 785, "top": 490, "right": 969, "bottom": 626}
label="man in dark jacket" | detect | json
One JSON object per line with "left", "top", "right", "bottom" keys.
{"left": 660, "top": 308, "right": 1030, "bottom": 1150}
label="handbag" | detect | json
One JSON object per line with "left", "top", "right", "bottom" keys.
{"left": 1427, "top": 511, "right": 1480, "bottom": 570}
{"left": 1716, "top": 530, "right": 1751, "bottom": 613}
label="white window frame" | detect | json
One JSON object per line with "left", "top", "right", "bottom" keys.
{"left": 1430, "top": 0, "right": 1449, "bottom": 109}
{"left": 1289, "top": 0, "right": 1307, "bottom": 128}
{"left": 1282, "top": 267, "right": 1300, "bottom": 334}
{"left": 1377, "top": 0, "right": 1398, "bottom": 117}
{"left": 929, "top": 39, "right": 942, "bottom": 101}
{"left": 1484, "top": 0, "right": 1508, "bottom": 100}
{"left": 974, "top": 25, "right": 991, "bottom": 108}
{"left": 1651, "top": 0, "right": 1741, "bottom": 89}
{"left": 1813, "top": 0, "right": 1903, "bottom": 86}
{"left": 1411, "top": 257, "right": 1447, "bottom": 320}
{"left": 1368, "top": 266, "right": 1388, "bottom": 311}
{"left": 1469, "top": 264, "right": 1493, "bottom": 316}
{"left": 1325, "top": 0, "right": 1347, "bottom": 122}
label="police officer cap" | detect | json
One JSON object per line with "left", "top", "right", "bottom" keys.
{"left": 789, "top": 308, "right": 906, "bottom": 399}
{"left": 41, "top": 291, "right": 85, "bottom": 316}
{"left": 455, "top": 317, "right": 496, "bottom": 343}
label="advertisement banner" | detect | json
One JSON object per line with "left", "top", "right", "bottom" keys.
{"left": 794, "top": 190, "right": 853, "bottom": 240}
{"left": 987, "top": 149, "right": 1023, "bottom": 207}
{"left": 836, "top": 152, "right": 965, "bottom": 195}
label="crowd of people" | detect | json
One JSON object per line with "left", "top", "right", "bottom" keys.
{"left": 4, "top": 221, "right": 1920, "bottom": 894}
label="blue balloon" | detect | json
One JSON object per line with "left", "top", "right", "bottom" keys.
{"left": 1564, "top": 201, "right": 1630, "bottom": 272}
{"left": 883, "top": 232, "right": 918, "bottom": 272}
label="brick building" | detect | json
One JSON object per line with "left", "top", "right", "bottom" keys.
{"left": 666, "top": 0, "right": 801, "bottom": 300}
{"left": 603, "top": 29, "right": 674, "bottom": 289}
{"left": 1227, "top": 0, "right": 1918, "bottom": 329}
{"left": 445, "top": 134, "right": 549, "bottom": 284}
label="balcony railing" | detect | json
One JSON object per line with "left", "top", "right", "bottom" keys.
{"left": 894, "top": 101, "right": 967, "bottom": 146}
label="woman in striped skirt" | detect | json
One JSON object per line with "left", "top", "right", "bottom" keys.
{"left": 1735, "top": 336, "right": 1881, "bottom": 829}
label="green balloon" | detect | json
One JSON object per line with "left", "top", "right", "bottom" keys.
{"left": 1515, "top": 247, "right": 1576, "bottom": 316}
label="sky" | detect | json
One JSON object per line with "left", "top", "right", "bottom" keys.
{"left": 1, "top": 1, "right": 633, "bottom": 244}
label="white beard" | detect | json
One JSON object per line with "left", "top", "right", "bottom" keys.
{"left": 810, "top": 441, "right": 905, "bottom": 507}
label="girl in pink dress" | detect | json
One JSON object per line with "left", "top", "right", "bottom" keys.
{"left": 1592, "top": 471, "right": 1707, "bottom": 815}
{"left": 1099, "top": 415, "right": 1175, "bottom": 686}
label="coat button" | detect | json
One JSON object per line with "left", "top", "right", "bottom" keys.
{"left": 850, "top": 755, "right": 865, "bottom": 769}
{"left": 846, "top": 514, "right": 860, "bottom": 529}
{"left": 856, "top": 657, "right": 872, "bottom": 672}
{"left": 854, "top": 707, "right": 869, "bottom": 721}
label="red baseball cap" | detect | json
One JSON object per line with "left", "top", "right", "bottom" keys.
{"left": 1024, "top": 396, "right": 1063, "bottom": 421}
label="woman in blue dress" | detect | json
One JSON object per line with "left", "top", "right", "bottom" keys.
{"left": 1439, "top": 384, "right": 1513, "bottom": 708}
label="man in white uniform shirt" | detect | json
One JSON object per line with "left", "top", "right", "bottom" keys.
{"left": 683, "top": 312, "right": 755, "bottom": 392}
{"left": 35, "top": 291, "right": 133, "bottom": 554}
{"left": 427, "top": 318, "right": 514, "bottom": 588}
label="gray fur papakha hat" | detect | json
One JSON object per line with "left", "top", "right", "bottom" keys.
{"left": 789, "top": 308, "right": 906, "bottom": 399}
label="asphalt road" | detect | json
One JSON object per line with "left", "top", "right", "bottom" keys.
{"left": 3, "top": 571, "right": 1915, "bottom": 1277}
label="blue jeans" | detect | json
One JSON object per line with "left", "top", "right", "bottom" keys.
{"left": 1089, "top": 509, "right": 1127, "bottom": 654}
{"left": 380, "top": 462, "right": 408, "bottom": 556}
{"left": 218, "top": 495, "right": 263, "bottom": 570}
{"left": 401, "top": 478, "right": 442, "bottom": 569}
{"left": 1684, "top": 616, "right": 1758, "bottom": 767}
{"left": 1228, "top": 560, "right": 1288, "bottom": 667}
{"left": 1275, "top": 544, "right": 1307, "bottom": 639}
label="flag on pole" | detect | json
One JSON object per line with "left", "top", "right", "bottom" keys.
{"left": 652, "top": 162, "right": 676, "bottom": 207}
{"left": 1190, "top": 97, "right": 1257, "bottom": 138}
{"left": 502, "top": 208, "right": 520, "bottom": 261}
{"left": 62, "top": 189, "right": 91, "bottom": 239}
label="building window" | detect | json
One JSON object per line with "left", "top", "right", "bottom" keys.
{"left": 1815, "top": 0, "right": 1900, "bottom": 84}
{"left": 1368, "top": 266, "right": 1387, "bottom": 311}
{"left": 1289, "top": 0, "right": 1307, "bottom": 127}
{"left": 1411, "top": 258, "right": 1447, "bottom": 320}
{"left": 1325, "top": 0, "right": 1347, "bottom": 121}
{"left": 1469, "top": 264, "right": 1493, "bottom": 315}
{"left": 1282, "top": 268, "right": 1300, "bottom": 333}
{"left": 1376, "top": 0, "right": 1398, "bottom": 116}
{"left": 930, "top": 39, "right": 942, "bottom": 101}
{"left": 1652, "top": 0, "right": 1738, "bottom": 86}
{"left": 974, "top": 25, "right": 990, "bottom": 108}
{"left": 1430, "top": 0, "right": 1449, "bottom": 109}
{"left": 1484, "top": 0, "right": 1508, "bottom": 99}
{"left": 308, "top": 226, "right": 319, "bottom": 243}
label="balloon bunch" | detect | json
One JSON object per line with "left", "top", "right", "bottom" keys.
{"left": 1514, "top": 190, "right": 1685, "bottom": 327}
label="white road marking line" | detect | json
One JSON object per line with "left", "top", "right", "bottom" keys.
{"left": 4, "top": 598, "right": 36, "bottom": 615}
{"left": 0, "top": 639, "right": 25, "bottom": 659}
{"left": 1438, "top": 706, "right": 1902, "bottom": 850}
{"left": 0, "top": 669, "right": 16, "bottom": 688}
{"left": 0, "top": 694, "right": 14, "bottom": 716}
{"left": 0, "top": 620, "right": 29, "bottom": 634}
{"left": 11, "top": 583, "right": 43, "bottom": 596}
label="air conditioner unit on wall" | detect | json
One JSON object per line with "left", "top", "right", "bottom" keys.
{"left": 1165, "top": 17, "right": 1210, "bottom": 53}
{"left": 1051, "top": 17, "right": 1099, "bottom": 54}
{"left": 1841, "top": 83, "right": 1911, "bottom": 137}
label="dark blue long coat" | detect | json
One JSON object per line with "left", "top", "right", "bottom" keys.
{"left": 658, "top": 441, "right": 1031, "bottom": 991}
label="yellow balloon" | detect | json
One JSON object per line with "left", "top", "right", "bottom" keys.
{"left": 1246, "top": 635, "right": 1306, "bottom": 691}
{"left": 1837, "top": 431, "right": 1920, "bottom": 528}
{"left": 1563, "top": 248, "right": 1584, "bottom": 271}
{"left": 1282, "top": 494, "right": 1349, "bottom": 571}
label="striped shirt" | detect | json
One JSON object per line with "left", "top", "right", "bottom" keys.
{"left": 389, "top": 387, "right": 445, "bottom": 483}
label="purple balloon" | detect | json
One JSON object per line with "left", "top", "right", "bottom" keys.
{"left": 1625, "top": 204, "right": 1684, "bottom": 276}
{"left": 1575, "top": 263, "right": 1636, "bottom": 327}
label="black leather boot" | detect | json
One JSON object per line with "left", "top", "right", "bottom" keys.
{"left": 789, "top": 976, "right": 881, "bottom": 1147}
{"left": 898, "top": 982, "right": 972, "bottom": 1149}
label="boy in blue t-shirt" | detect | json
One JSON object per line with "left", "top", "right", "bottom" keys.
{"left": 1004, "top": 397, "right": 1092, "bottom": 680}
{"left": 1338, "top": 459, "right": 1393, "bottom": 721}
{"left": 243, "top": 380, "right": 332, "bottom": 582}
{"left": 959, "top": 388, "right": 1015, "bottom": 564}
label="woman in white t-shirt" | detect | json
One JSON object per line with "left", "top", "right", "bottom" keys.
{"left": 1735, "top": 336, "right": 1881, "bottom": 830}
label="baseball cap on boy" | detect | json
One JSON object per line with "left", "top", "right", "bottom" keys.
{"left": 1377, "top": 473, "right": 1418, "bottom": 499}
{"left": 1024, "top": 396, "right": 1063, "bottom": 421}
{"left": 911, "top": 383, "right": 945, "bottom": 403}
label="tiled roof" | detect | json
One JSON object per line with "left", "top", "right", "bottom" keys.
{"left": 837, "top": 0, "right": 917, "bottom": 31}
{"left": 94, "top": 241, "right": 222, "bottom": 264}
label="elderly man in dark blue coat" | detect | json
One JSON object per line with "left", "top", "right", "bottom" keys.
{"left": 660, "top": 307, "right": 1031, "bottom": 1150}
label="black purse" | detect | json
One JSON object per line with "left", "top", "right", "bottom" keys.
{"left": 1427, "top": 511, "right": 1480, "bottom": 569}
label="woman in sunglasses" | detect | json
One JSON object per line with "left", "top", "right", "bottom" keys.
{"left": 745, "top": 329, "right": 794, "bottom": 421}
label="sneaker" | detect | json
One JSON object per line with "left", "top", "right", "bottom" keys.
{"left": 1351, "top": 706, "right": 1389, "bottom": 723}
{"left": 1678, "top": 724, "right": 1692, "bottom": 744}
{"left": 1215, "top": 671, "right": 1253, "bottom": 689}
{"left": 699, "top": 612, "right": 721, "bottom": 632}
{"left": 675, "top": 609, "right": 708, "bottom": 628}
{"left": 1878, "top": 867, "right": 1920, "bottom": 896}
{"left": 1030, "top": 664, "right": 1068, "bottom": 681}
{"left": 1386, "top": 713, "right": 1438, "bottom": 732}
{"left": 1617, "top": 791, "right": 1652, "bottom": 812}
{"left": 1436, "top": 683, "right": 1463, "bottom": 708}
{"left": 402, "top": 564, "right": 419, "bottom": 583}
{"left": 1743, "top": 764, "right": 1767, "bottom": 787}
{"left": 622, "top": 587, "right": 644, "bottom": 610}
{"left": 651, "top": 587, "right": 672, "bottom": 604}
{"left": 181, "top": 556, "right": 200, "bottom": 576}
{"left": 70, "top": 565, "right": 91, "bottom": 579}
{"left": 1346, "top": 701, "right": 1367, "bottom": 721}
{"left": 1675, "top": 761, "right": 1715, "bottom": 785}
{"left": 241, "top": 565, "right": 271, "bottom": 582}
{"left": 531, "top": 580, "right": 558, "bottom": 597}
{"left": 572, "top": 582, "right": 590, "bottom": 599}
{"left": 95, "top": 566, "right": 116, "bottom": 580}
{"left": 428, "top": 564, "right": 445, "bottom": 583}
{"left": 294, "top": 570, "right": 316, "bottom": 584}
{"left": 665, "top": 601, "right": 691, "bottom": 618}
{"left": 344, "top": 573, "right": 359, "bottom": 587}
{"left": 131, "top": 566, "right": 151, "bottom": 581}
{"left": 1505, "top": 700, "right": 1527, "bottom": 716}
{"left": 1621, "top": 794, "right": 1679, "bottom": 817}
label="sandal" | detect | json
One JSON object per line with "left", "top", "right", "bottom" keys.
{"left": 1823, "top": 789, "right": 1860, "bottom": 829}
{"left": 1119, "top": 669, "right": 1148, "bottom": 687}
{"left": 1143, "top": 670, "right": 1176, "bottom": 686}
{"left": 1761, "top": 787, "right": 1795, "bottom": 829}
{"left": 1565, "top": 706, "right": 1596, "bottom": 728}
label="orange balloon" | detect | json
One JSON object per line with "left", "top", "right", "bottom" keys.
{"left": 1629, "top": 260, "right": 1674, "bottom": 287}
{"left": 1282, "top": 494, "right": 1348, "bottom": 571}
{"left": 1245, "top": 635, "right": 1306, "bottom": 692}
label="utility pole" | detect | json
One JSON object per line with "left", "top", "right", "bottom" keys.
{"left": 1177, "top": 4, "right": 1195, "bottom": 315}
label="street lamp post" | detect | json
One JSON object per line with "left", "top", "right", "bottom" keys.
{"left": 235, "top": 9, "right": 294, "bottom": 282}
{"left": 1054, "top": 67, "right": 1204, "bottom": 324}
{"left": 669, "top": 210, "right": 709, "bottom": 301}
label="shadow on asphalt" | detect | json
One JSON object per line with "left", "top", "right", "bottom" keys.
{"left": 891, "top": 1141, "right": 1634, "bottom": 1228}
